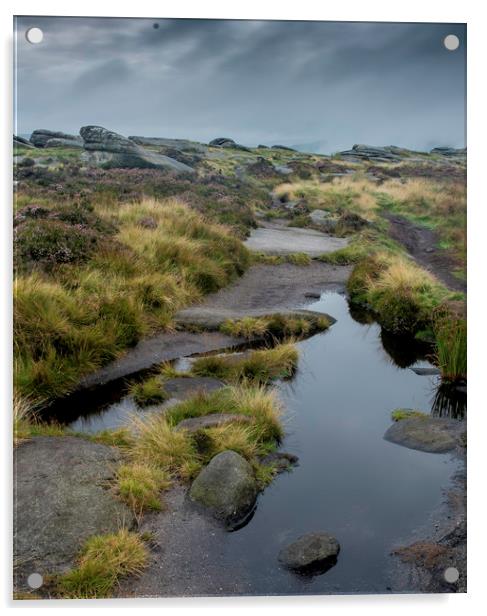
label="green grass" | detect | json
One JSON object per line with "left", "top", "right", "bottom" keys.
{"left": 14, "top": 198, "right": 250, "bottom": 404}
{"left": 434, "top": 316, "right": 467, "bottom": 382}
{"left": 251, "top": 251, "right": 311, "bottom": 265}
{"left": 391, "top": 409, "right": 428, "bottom": 421}
{"left": 57, "top": 529, "right": 148, "bottom": 598}
{"left": 129, "top": 376, "right": 168, "bottom": 407}
{"left": 116, "top": 463, "right": 171, "bottom": 517}
{"left": 220, "top": 313, "right": 330, "bottom": 341}
{"left": 191, "top": 342, "right": 299, "bottom": 384}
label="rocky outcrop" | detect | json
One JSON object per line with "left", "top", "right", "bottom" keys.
{"left": 339, "top": 144, "right": 403, "bottom": 163}
{"left": 13, "top": 135, "right": 35, "bottom": 149}
{"left": 14, "top": 436, "right": 134, "bottom": 591}
{"left": 80, "top": 125, "right": 194, "bottom": 173}
{"left": 129, "top": 136, "right": 207, "bottom": 153}
{"left": 278, "top": 532, "right": 340, "bottom": 573}
{"left": 430, "top": 147, "right": 466, "bottom": 158}
{"left": 189, "top": 450, "right": 258, "bottom": 528}
{"left": 209, "top": 137, "right": 250, "bottom": 151}
{"left": 30, "top": 129, "right": 81, "bottom": 148}
{"left": 45, "top": 137, "right": 84, "bottom": 148}
{"left": 384, "top": 417, "right": 465, "bottom": 453}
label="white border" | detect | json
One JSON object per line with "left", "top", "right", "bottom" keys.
{"left": 2, "top": 1, "right": 485, "bottom": 614}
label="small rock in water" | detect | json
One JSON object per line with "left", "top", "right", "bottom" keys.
{"left": 384, "top": 417, "right": 464, "bottom": 453}
{"left": 278, "top": 532, "right": 340, "bottom": 574}
{"left": 259, "top": 452, "right": 299, "bottom": 473}
{"left": 175, "top": 413, "right": 252, "bottom": 433}
{"left": 189, "top": 450, "right": 258, "bottom": 528}
{"left": 410, "top": 366, "right": 441, "bottom": 376}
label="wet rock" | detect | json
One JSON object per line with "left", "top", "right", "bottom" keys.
{"left": 163, "top": 376, "right": 225, "bottom": 402}
{"left": 410, "top": 366, "right": 441, "bottom": 376}
{"left": 80, "top": 125, "right": 194, "bottom": 173}
{"left": 278, "top": 532, "right": 340, "bottom": 573}
{"left": 384, "top": 417, "right": 465, "bottom": 453}
{"left": 189, "top": 450, "right": 258, "bottom": 527}
{"left": 14, "top": 436, "right": 134, "bottom": 589}
{"left": 260, "top": 452, "right": 299, "bottom": 473}
{"left": 175, "top": 413, "right": 252, "bottom": 433}
{"left": 30, "top": 129, "right": 80, "bottom": 148}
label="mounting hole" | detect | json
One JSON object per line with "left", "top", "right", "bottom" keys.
{"left": 444, "top": 34, "right": 460, "bottom": 51}
{"left": 27, "top": 572, "right": 43, "bottom": 589}
{"left": 25, "top": 27, "right": 44, "bottom": 45}
{"left": 444, "top": 566, "right": 459, "bottom": 583}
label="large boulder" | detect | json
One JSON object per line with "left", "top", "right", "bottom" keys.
{"left": 208, "top": 137, "right": 250, "bottom": 151}
{"left": 14, "top": 436, "right": 134, "bottom": 591}
{"left": 80, "top": 125, "right": 194, "bottom": 173}
{"left": 278, "top": 532, "right": 340, "bottom": 573}
{"left": 339, "top": 144, "right": 403, "bottom": 163}
{"left": 30, "top": 129, "right": 80, "bottom": 148}
{"left": 384, "top": 417, "right": 465, "bottom": 453}
{"left": 189, "top": 450, "right": 258, "bottom": 528}
{"left": 430, "top": 146, "right": 467, "bottom": 158}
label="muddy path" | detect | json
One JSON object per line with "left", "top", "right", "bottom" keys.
{"left": 383, "top": 213, "right": 466, "bottom": 293}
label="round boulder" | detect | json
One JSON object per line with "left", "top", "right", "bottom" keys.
{"left": 278, "top": 532, "right": 340, "bottom": 574}
{"left": 189, "top": 450, "right": 258, "bottom": 528}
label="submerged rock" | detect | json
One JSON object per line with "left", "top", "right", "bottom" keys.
{"left": 14, "top": 436, "right": 134, "bottom": 590}
{"left": 189, "top": 450, "right": 258, "bottom": 528}
{"left": 278, "top": 532, "right": 340, "bottom": 573}
{"left": 384, "top": 417, "right": 465, "bottom": 453}
{"left": 260, "top": 451, "right": 299, "bottom": 473}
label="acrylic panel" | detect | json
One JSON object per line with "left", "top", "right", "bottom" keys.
{"left": 13, "top": 16, "right": 466, "bottom": 599}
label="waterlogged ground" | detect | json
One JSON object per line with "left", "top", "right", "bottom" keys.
{"left": 69, "top": 292, "right": 463, "bottom": 595}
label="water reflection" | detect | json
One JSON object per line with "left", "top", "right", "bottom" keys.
{"left": 431, "top": 383, "right": 467, "bottom": 419}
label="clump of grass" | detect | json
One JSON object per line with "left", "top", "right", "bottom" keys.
{"left": 191, "top": 342, "right": 299, "bottom": 384}
{"left": 116, "top": 463, "right": 171, "bottom": 517}
{"left": 57, "top": 529, "right": 148, "bottom": 598}
{"left": 13, "top": 394, "right": 66, "bottom": 445}
{"left": 89, "top": 427, "right": 133, "bottom": 448}
{"left": 318, "top": 239, "right": 369, "bottom": 265}
{"left": 391, "top": 409, "right": 428, "bottom": 422}
{"left": 166, "top": 384, "right": 283, "bottom": 444}
{"left": 348, "top": 252, "right": 455, "bottom": 335}
{"left": 129, "top": 414, "right": 200, "bottom": 479}
{"left": 251, "top": 252, "right": 311, "bottom": 266}
{"left": 15, "top": 198, "right": 250, "bottom": 404}
{"left": 434, "top": 316, "right": 467, "bottom": 382}
{"left": 129, "top": 376, "right": 167, "bottom": 407}
{"left": 220, "top": 313, "right": 329, "bottom": 341}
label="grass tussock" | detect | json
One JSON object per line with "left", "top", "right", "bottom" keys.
{"left": 434, "top": 315, "right": 467, "bottom": 382}
{"left": 129, "top": 376, "right": 167, "bottom": 407}
{"left": 191, "top": 342, "right": 299, "bottom": 384}
{"left": 57, "top": 529, "right": 148, "bottom": 599}
{"left": 347, "top": 252, "right": 457, "bottom": 335}
{"left": 116, "top": 463, "right": 171, "bottom": 517}
{"left": 13, "top": 394, "right": 65, "bottom": 445}
{"left": 220, "top": 313, "right": 330, "bottom": 340}
{"left": 15, "top": 198, "right": 249, "bottom": 403}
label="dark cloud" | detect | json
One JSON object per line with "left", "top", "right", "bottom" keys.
{"left": 14, "top": 17, "right": 466, "bottom": 152}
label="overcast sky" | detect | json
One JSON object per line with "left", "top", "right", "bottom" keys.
{"left": 14, "top": 17, "right": 466, "bottom": 153}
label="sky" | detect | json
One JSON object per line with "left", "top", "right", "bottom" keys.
{"left": 14, "top": 17, "right": 466, "bottom": 154}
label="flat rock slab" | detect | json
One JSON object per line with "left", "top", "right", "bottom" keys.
{"left": 176, "top": 263, "right": 349, "bottom": 329}
{"left": 244, "top": 224, "right": 349, "bottom": 256}
{"left": 175, "top": 413, "right": 253, "bottom": 432}
{"left": 384, "top": 417, "right": 465, "bottom": 453}
{"left": 14, "top": 436, "right": 133, "bottom": 590}
{"left": 278, "top": 532, "right": 340, "bottom": 574}
{"left": 79, "top": 331, "right": 244, "bottom": 389}
{"left": 164, "top": 377, "right": 225, "bottom": 401}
